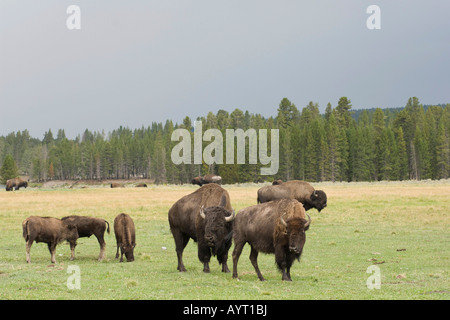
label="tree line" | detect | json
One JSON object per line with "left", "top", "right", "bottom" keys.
{"left": 0, "top": 96, "right": 449, "bottom": 184}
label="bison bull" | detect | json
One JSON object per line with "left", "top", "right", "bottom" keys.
{"left": 61, "top": 215, "right": 110, "bottom": 261}
{"left": 22, "top": 216, "right": 79, "bottom": 263}
{"left": 6, "top": 178, "right": 28, "bottom": 191}
{"left": 114, "top": 213, "right": 136, "bottom": 262}
{"left": 168, "top": 184, "right": 235, "bottom": 273}
{"left": 257, "top": 180, "right": 327, "bottom": 212}
{"left": 232, "top": 199, "right": 311, "bottom": 281}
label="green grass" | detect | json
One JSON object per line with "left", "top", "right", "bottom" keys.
{"left": 0, "top": 182, "right": 449, "bottom": 300}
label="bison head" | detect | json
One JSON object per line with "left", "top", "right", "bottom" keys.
{"left": 191, "top": 177, "right": 203, "bottom": 186}
{"left": 200, "top": 206, "right": 235, "bottom": 255}
{"left": 123, "top": 243, "right": 136, "bottom": 262}
{"left": 280, "top": 214, "right": 311, "bottom": 254}
{"left": 310, "top": 190, "right": 327, "bottom": 212}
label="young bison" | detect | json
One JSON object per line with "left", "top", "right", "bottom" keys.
{"left": 114, "top": 213, "right": 136, "bottom": 262}
{"left": 61, "top": 215, "right": 110, "bottom": 261}
{"left": 22, "top": 216, "right": 79, "bottom": 264}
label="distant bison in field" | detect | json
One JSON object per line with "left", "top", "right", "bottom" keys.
{"left": 257, "top": 180, "right": 327, "bottom": 212}
{"left": 114, "top": 213, "right": 136, "bottom": 262}
{"left": 22, "top": 216, "right": 79, "bottom": 263}
{"left": 272, "top": 179, "right": 283, "bottom": 185}
{"left": 168, "top": 184, "right": 235, "bottom": 273}
{"left": 135, "top": 183, "right": 147, "bottom": 188}
{"left": 110, "top": 183, "right": 124, "bottom": 188}
{"left": 6, "top": 178, "right": 28, "bottom": 191}
{"left": 191, "top": 174, "right": 222, "bottom": 186}
{"left": 61, "top": 215, "right": 110, "bottom": 261}
{"left": 232, "top": 199, "right": 311, "bottom": 281}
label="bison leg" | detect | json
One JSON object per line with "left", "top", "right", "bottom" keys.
{"left": 69, "top": 240, "right": 77, "bottom": 260}
{"left": 249, "top": 245, "right": 265, "bottom": 281}
{"left": 96, "top": 235, "right": 106, "bottom": 261}
{"left": 25, "top": 240, "right": 34, "bottom": 263}
{"left": 47, "top": 243, "right": 57, "bottom": 264}
{"left": 115, "top": 241, "right": 121, "bottom": 259}
{"left": 198, "top": 244, "right": 211, "bottom": 273}
{"left": 232, "top": 241, "right": 245, "bottom": 279}
{"left": 172, "top": 229, "right": 190, "bottom": 272}
{"left": 275, "top": 248, "right": 292, "bottom": 281}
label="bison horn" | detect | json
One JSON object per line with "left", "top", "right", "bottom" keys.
{"left": 200, "top": 206, "right": 206, "bottom": 219}
{"left": 280, "top": 215, "right": 288, "bottom": 227}
{"left": 304, "top": 214, "right": 311, "bottom": 229}
{"left": 225, "top": 209, "right": 235, "bottom": 223}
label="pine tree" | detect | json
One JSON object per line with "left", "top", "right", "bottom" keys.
{"left": 0, "top": 154, "right": 19, "bottom": 184}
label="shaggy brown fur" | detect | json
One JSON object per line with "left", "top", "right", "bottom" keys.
{"left": 61, "top": 215, "right": 110, "bottom": 261}
{"left": 168, "top": 184, "right": 234, "bottom": 273}
{"left": 232, "top": 199, "right": 310, "bottom": 281}
{"left": 22, "top": 216, "right": 79, "bottom": 263}
{"left": 114, "top": 213, "right": 136, "bottom": 262}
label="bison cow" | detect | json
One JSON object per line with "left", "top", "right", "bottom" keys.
{"left": 168, "top": 184, "right": 235, "bottom": 273}
{"left": 232, "top": 199, "right": 311, "bottom": 281}
{"left": 61, "top": 215, "right": 110, "bottom": 261}
{"left": 6, "top": 178, "right": 28, "bottom": 191}
{"left": 22, "top": 216, "right": 79, "bottom": 263}
{"left": 257, "top": 180, "right": 327, "bottom": 212}
{"left": 191, "top": 174, "right": 222, "bottom": 187}
{"left": 114, "top": 213, "right": 136, "bottom": 262}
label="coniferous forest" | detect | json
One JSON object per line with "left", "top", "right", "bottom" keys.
{"left": 1, "top": 97, "right": 449, "bottom": 184}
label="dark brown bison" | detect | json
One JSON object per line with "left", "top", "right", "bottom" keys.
{"left": 114, "top": 213, "right": 136, "bottom": 262}
{"left": 191, "top": 174, "right": 222, "bottom": 186}
{"left": 272, "top": 179, "right": 283, "bottom": 185}
{"left": 6, "top": 178, "right": 28, "bottom": 191}
{"left": 135, "top": 183, "right": 147, "bottom": 188}
{"left": 22, "top": 216, "right": 79, "bottom": 263}
{"left": 232, "top": 199, "right": 311, "bottom": 281}
{"left": 168, "top": 184, "right": 235, "bottom": 273}
{"left": 61, "top": 216, "right": 110, "bottom": 261}
{"left": 257, "top": 180, "right": 327, "bottom": 212}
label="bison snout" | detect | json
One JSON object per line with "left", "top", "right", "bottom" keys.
{"left": 205, "top": 235, "right": 215, "bottom": 247}
{"left": 289, "top": 246, "right": 300, "bottom": 254}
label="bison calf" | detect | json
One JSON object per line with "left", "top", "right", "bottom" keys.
{"left": 114, "top": 213, "right": 136, "bottom": 262}
{"left": 61, "top": 215, "right": 110, "bottom": 261}
{"left": 232, "top": 199, "right": 311, "bottom": 281}
{"left": 22, "top": 216, "right": 79, "bottom": 264}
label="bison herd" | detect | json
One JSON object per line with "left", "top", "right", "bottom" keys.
{"left": 17, "top": 179, "right": 327, "bottom": 281}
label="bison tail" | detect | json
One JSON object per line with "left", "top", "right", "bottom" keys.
{"left": 22, "top": 219, "right": 29, "bottom": 241}
{"left": 105, "top": 220, "right": 110, "bottom": 234}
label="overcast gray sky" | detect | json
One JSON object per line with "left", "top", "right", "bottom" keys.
{"left": 1, "top": 0, "right": 449, "bottom": 138}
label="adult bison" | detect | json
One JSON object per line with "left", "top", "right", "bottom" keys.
{"left": 61, "top": 215, "right": 110, "bottom": 261}
{"left": 191, "top": 174, "right": 222, "bottom": 186}
{"left": 257, "top": 180, "right": 327, "bottom": 212}
{"left": 6, "top": 178, "right": 28, "bottom": 191}
{"left": 232, "top": 199, "right": 311, "bottom": 281}
{"left": 22, "top": 216, "right": 79, "bottom": 263}
{"left": 114, "top": 213, "right": 136, "bottom": 262}
{"left": 168, "top": 184, "right": 235, "bottom": 273}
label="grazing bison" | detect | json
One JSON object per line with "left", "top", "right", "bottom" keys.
{"left": 6, "top": 178, "right": 28, "bottom": 191}
{"left": 22, "top": 216, "right": 79, "bottom": 263}
{"left": 61, "top": 215, "right": 110, "bottom": 261}
{"left": 114, "top": 213, "right": 136, "bottom": 262}
{"left": 168, "top": 184, "right": 235, "bottom": 273}
{"left": 135, "top": 183, "right": 147, "bottom": 188}
{"left": 232, "top": 199, "right": 311, "bottom": 281}
{"left": 257, "top": 180, "right": 327, "bottom": 212}
{"left": 191, "top": 174, "right": 222, "bottom": 186}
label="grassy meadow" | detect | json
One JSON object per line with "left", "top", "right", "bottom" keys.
{"left": 0, "top": 181, "right": 449, "bottom": 300}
